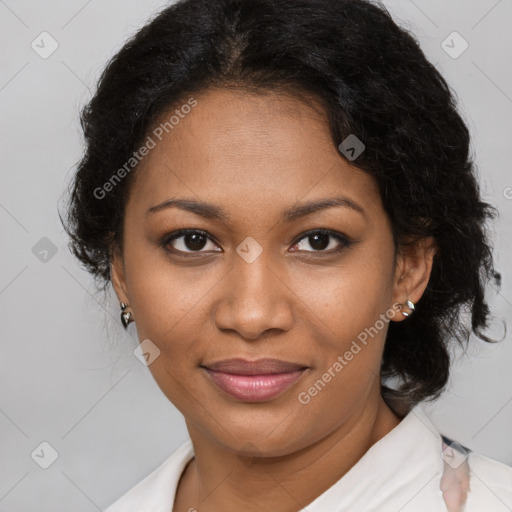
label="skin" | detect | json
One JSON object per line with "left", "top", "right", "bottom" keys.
{"left": 111, "top": 87, "right": 437, "bottom": 512}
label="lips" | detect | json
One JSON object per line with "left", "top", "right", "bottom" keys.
{"left": 203, "top": 358, "right": 308, "bottom": 375}
{"left": 201, "top": 358, "right": 309, "bottom": 402}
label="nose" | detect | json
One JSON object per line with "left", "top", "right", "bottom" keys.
{"left": 213, "top": 252, "right": 294, "bottom": 341}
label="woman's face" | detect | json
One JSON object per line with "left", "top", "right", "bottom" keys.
{"left": 112, "top": 87, "right": 430, "bottom": 456}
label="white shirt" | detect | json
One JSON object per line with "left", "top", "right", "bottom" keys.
{"left": 105, "top": 405, "right": 512, "bottom": 511}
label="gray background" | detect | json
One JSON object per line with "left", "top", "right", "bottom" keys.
{"left": 1, "top": 0, "right": 511, "bottom": 510}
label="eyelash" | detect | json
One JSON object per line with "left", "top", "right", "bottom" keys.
{"left": 160, "top": 228, "right": 352, "bottom": 257}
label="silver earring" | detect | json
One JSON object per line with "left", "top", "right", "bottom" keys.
{"left": 401, "top": 299, "right": 415, "bottom": 318}
{"left": 120, "top": 302, "right": 134, "bottom": 328}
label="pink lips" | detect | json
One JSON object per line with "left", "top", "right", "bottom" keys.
{"left": 202, "top": 358, "right": 308, "bottom": 402}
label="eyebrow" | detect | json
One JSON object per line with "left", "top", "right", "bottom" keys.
{"left": 147, "top": 196, "right": 366, "bottom": 222}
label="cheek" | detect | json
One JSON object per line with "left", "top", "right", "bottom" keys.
{"left": 326, "top": 270, "right": 394, "bottom": 347}
{"left": 292, "top": 244, "right": 395, "bottom": 348}
{"left": 123, "top": 238, "right": 217, "bottom": 345}
{"left": 291, "top": 245, "right": 395, "bottom": 401}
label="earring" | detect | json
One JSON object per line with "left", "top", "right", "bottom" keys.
{"left": 401, "top": 299, "right": 415, "bottom": 318}
{"left": 120, "top": 302, "right": 134, "bottom": 328}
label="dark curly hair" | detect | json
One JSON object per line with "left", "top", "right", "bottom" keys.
{"left": 60, "top": 0, "right": 501, "bottom": 412}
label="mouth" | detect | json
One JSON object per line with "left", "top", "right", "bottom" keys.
{"left": 200, "top": 358, "right": 309, "bottom": 402}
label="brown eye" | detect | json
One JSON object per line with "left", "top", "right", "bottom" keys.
{"left": 164, "top": 230, "right": 221, "bottom": 254}
{"left": 307, "top": 232, "right": 330, "bottom": 251}
{"left": 290, "top": 230, "right": 351, "bottom": 253}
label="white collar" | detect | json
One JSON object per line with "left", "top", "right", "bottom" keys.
{"left": 105, "top": 404, "right": 447, "bottom": 511}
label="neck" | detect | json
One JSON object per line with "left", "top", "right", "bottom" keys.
{"left": 174, "top": 391, "right": 402, "bottom": 512}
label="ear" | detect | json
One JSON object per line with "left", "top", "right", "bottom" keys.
{"left": 110, "top": 242, "right": 130, "bottom": 305}
{"left": 390, "top": 236, "right": 437, "bottom": 322}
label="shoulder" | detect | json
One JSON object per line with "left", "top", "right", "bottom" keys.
{"left": 104, "top": 440, "right": 194, "bottom": 512}
{"left": 388, "top": 406, "right": 512, "bottom": 512}
{"left": 464, "top": 448, "right": 512, "bottom": 511}
{"left": 438, "top": 428, "right": 512, "bottom": 512}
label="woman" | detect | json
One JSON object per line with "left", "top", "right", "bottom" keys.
{"left": 61, "top": 0, "right": 512, "bottom": 510}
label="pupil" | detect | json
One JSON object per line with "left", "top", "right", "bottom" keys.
{"left": 185, "top": 233, "right": 207, "bottom": 251}
{"left": 310, "top": 233, "right": 329, "bottom": 250}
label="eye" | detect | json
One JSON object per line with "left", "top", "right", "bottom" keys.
{"left": 161, "top": 228, "right": 351, "bottom": 256}
{"left": 163, "top": 229, "right": 221, "bottom": 254}
{"left": 289, "top": 229, "right": 351, "bottom": 254}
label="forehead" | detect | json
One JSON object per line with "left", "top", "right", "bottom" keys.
{"left": 126, "top": 87, "right": 382, "bottom": 223}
